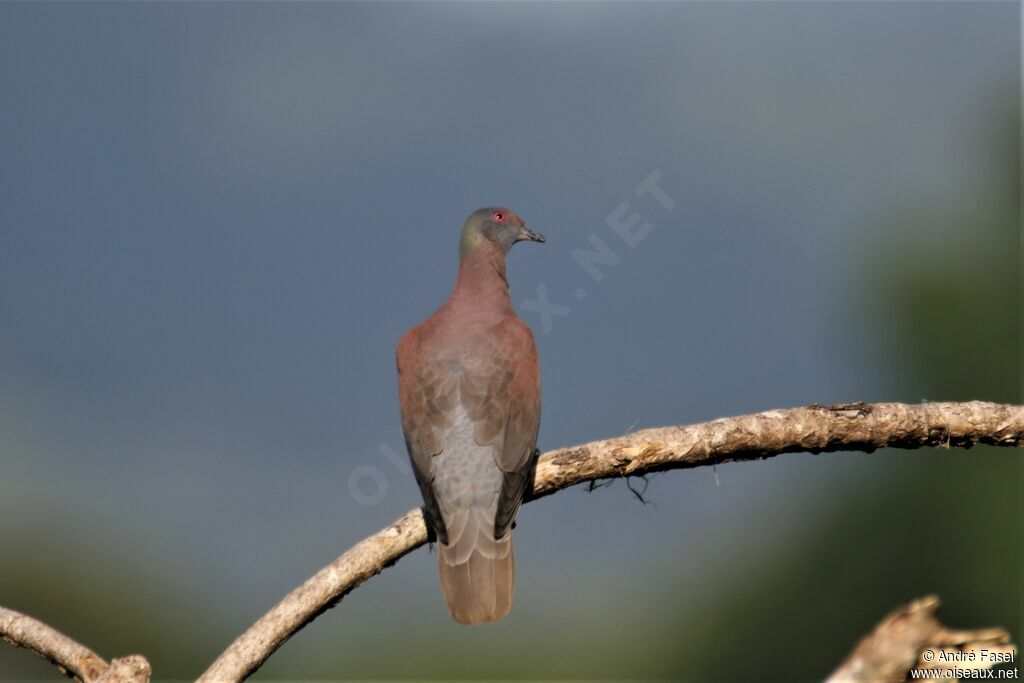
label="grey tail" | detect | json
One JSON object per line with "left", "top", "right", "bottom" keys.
{"left": 438, "top": 528, "right": 514, "bottom": 625}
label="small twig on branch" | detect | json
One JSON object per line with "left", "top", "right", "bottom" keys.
{"left": 199, "top": 400, "right": 1024, "bottom": 682}
{"left": 827, "top": 595, "right": 1016, "bottom": 682}
{"left": 0, "top": 606, "right": 150, "bottom": 682}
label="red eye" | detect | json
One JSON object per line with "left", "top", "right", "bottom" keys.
{"left": 492, "top": 211, "right": 505, "bottom": 222}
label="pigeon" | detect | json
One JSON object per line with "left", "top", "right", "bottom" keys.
{"left": 397, "top": 207, "right": 544, "bottom": 625}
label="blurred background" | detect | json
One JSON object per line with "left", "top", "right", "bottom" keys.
{"left": 0, "top": 2, "right": 1019, "bottom": 681}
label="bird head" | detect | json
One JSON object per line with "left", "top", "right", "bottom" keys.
{"left": 459, "top": 207, "right": 545, "bottom": 259}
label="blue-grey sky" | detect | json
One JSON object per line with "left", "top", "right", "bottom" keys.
{"left": 0, "top": 2, "right": 1018, "bottom": 680}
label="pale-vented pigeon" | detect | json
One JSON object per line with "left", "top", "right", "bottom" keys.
{"left": 397, "top": 207, "right": 544, "bottom": 625}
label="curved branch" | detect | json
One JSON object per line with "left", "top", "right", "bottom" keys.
{"left": 0, "top": 606, "right": 150, "bottom": 683}
{"left": 199, "top": 400, "right": 1024, "bottom": 682}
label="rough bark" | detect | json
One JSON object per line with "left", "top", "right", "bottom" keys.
{"left": 827, "top": 595, "right": 1015, "bottom": 682}
{"left": 0, "top": 607, "right": 150, "bottom": 683}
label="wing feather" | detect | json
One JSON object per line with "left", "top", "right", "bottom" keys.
{"left": 398, "top": 328, "right": 459, "bottom": 543}
{"left": 398, "top": 315, "right": 541, "bottom": 545}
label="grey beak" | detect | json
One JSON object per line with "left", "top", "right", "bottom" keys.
{"left": 519, "top": 226, "right": 546, "bottom": 243}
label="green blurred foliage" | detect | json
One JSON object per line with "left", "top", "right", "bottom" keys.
{"left": 0, "top": 525, "right": 222, "bottom": 679}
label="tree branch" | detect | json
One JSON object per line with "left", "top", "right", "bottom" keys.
{"left": 827, "top": 595, "right": 1015, "bottom": 682}
{"left": 0, "top": 606, "right": 150, "bottom": 682}
{"left": 199, "top": 400, "right": 1024, "bottom": 682}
